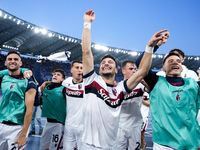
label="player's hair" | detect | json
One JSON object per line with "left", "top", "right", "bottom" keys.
{"left": 121, "top": 60, "right": 136, "bottom": 69}
{"left": 54, "top": 69, "right": 66, "bottom": 79}
{"left": 71, "top": 60, "right": 82, "bottom": 68}
{"left": 7, "top": 51, "right": 21, "bottom": 58}
{"left": 101, "top": 54, "right": 117, "bottom": 67}
{"left": 169, "top": 49, "right": 185, "bottom": 58}
{"left": 163, "top": 52, "right": 180, "bottom": 64}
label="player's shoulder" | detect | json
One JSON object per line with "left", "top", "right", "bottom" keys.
{"left": 62, "top": 77, "right": 73, "bottom": 86}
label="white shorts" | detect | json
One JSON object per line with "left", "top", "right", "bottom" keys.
{"left": 0, "top": 123, "right": 26, "bottom": 150}
{"left": 141, "top": 116, "right": 148, "bottom": 131}
{"left": 153, "top": 143, "right": 175, "bottom": 150}
{"left": 117, "top": 126, "right": 141, "bottom": 150}
{"left": 80, "top": 142, "right": 116, "bottom": 150}
{"left": 63, "top": 125, "right": 83, "bottom": 150}
{"left": 40, "top": 122, "right": 64, "bottom": 150}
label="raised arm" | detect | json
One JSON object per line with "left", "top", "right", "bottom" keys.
{"left": 82, "top": 10, "right": 95, "bottom": 76}
{"left": 126, "top": 29, "right": 169, "bottom": 90}
{"left": 34, "top": 60, "right": 44, "bottom": 85}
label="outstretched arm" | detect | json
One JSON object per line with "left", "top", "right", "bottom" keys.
{"left": 82, "top": 10, "right": 95, "bottom": 76}
{"left": 126, "top": 29, "right": 169, "bottom": 90}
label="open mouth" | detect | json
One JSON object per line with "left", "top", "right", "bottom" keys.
{"left": 172, "top": 66, "right": 179, "bottom": 70}
{"left": 9, "top": 64, "right": 16, "bottom": 67}
{"left": 103, "top": 67, "right": 111, "bottom": 70}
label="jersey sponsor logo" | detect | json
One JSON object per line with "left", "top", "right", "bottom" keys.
{"left": 98, "top": 88, "right": 123, "bottom": 107}
{"left": 10, "top": 85, "right": 14, "bottom": 89}
{"left": 172, "top": 90, "right": 183, "bottom": 93}
{"left": 85, "top": 81, "right": 124, "bottom": 108}
{"left": 124, "top": 88, "right": 143, "bottom": 100}
{"left": 65, "top": 87, "right": 83, "bottom": 98}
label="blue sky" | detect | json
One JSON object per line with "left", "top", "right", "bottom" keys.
{"left": 1, "top": 0, "right": 200, "bottom": 56}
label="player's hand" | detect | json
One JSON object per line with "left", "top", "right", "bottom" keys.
{"left": 157, "top": 32, "right": 170, "bottom": 47}
{"left": 14, "top": 135, "right": 26, "bottom": 150}
{"left": 84, "top": 10, "right": 95, "bottom": 23}
{"left": 147, "top": 29, "right": 169, "bottom": 47}
{"left": 36, "top": 59, "right": 42, "bottom": 63}
{"left": 40, "top": 81, "right": 51, "bottom": 92}
{"left": 23, "top": 70, "right": 32, "bottom": 79}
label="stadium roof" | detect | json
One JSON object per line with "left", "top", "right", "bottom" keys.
{"left": 0, "top": 8, "right": 199, "bottom": 71}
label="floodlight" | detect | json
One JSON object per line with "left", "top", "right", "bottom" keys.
{"left": 48, "top": 33, "right": 53, "bottom": 37}
{"left": 34, "top": 27, "right": 40, "bottom": 33}
{"left": 101, "top": 46, "right": 109, "bottom": 51}
{"left": 41, "top": 28, "right": 47, "bottom": 35}
{"left": 17, "top": 20, "right": 21, "bottom": 24}
{"left": 4, "top": 14, "right": 7, "bottom": 19}
{"left": 94, "top": 44, "right": 102, "bottom": 50}
{"left": 131, "top": 52, "right": 137, "bottom": 56}
{"left": 115, "top": 49, "right": 119, "bottom": 53}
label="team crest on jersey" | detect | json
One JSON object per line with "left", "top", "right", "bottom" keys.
{"left": 78, "top": 84, "right": 82, "bottom": 89}
{"left": 112, "top": 88, "right": 117, "bottom": 96}
{"left": 10, "top": 85, "right": 14, "bottom": 89}
{"left": 176, "top": 94, "right": 180, "bottom": 101}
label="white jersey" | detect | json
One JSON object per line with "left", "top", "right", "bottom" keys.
{"left": 141, "top": 92, "right": 150, "bottom": 119}
{"left": 82, "top": 70, "right": 129, "bottom": 149}
{"left": 157, "top": 65, "right": 198, "bottom": 81}
{"left": 118, "top": 81, "right": 144, "bottom": 128}
{"left": 62, "top": 77, "right": 84, "bottom": 127}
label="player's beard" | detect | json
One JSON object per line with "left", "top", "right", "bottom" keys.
{"left": 7, "top": 65, "right": 19, "bottom": 72}
{"left": 101, "top": 72, "right": 115, "bottom": 79}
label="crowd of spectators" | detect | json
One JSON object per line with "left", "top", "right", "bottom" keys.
{"left": 0, "top": 53, "right": 124, "bottom": 82}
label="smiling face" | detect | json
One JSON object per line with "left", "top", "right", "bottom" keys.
{"left": 99, "top": 57, "right": 117, "bottom": 78}
{"left": 52, "top": 71, "right": 64, "bottom": 83}
{"left": 5, "top": 53, "right": 22, "bottom": 73}
{"left": 162, "top": 55, "right": 182, "bottom": 77}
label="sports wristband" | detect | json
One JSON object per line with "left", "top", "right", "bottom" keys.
{"left": 145, "top": 45, "right": 154, "bottom": 53}
{"left": 84, "top": 22, "right": 91, "bottom": 29}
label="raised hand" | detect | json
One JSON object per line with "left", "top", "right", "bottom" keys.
{"left": 157, "top": 32, "right": 170, "bottom": 47}
{"left": 84, "top": 10, "right": 95, "bottom": 23}
{"left": 147, "top": 29, "right": 169, "bottom": 47}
